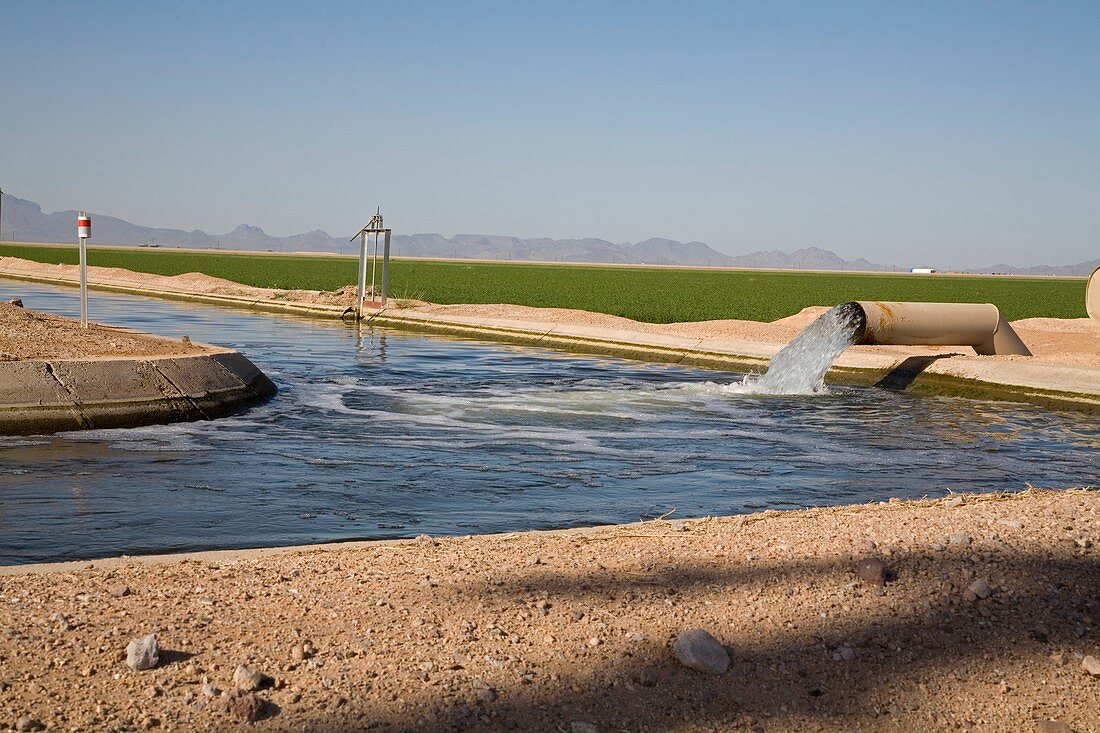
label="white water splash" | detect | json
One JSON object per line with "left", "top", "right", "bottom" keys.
{"left": 747, "top": 303, "right": 866, "bottom": 395}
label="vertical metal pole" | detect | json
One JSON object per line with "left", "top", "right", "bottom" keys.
{"left": 79, "top": 237, "right": 88, "bottom": 328}
{"left": 370, "top": 232, "right": 378, "bottom": 303}
{"left": 356, "top": 231, "right": 367, "bottom": 319}
{"left": 381, "top": 230, "right": 391, "bottom": 307}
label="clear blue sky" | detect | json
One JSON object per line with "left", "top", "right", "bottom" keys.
{"left": 1, "top": 1, "right": 1097, "bottom": 267}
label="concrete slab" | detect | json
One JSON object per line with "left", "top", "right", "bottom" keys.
{"left": 0, "top": 352, "right": 276, "bottom": 436}
{"left": 0, "top": 360, "right": 76, "bottom": 407}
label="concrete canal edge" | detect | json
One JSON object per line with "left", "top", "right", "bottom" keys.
{"left": 0, "top": 349, "right": 277, "bottom": 435}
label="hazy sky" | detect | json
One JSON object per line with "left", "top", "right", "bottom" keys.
{"left": 2, "top": 1, "right": 1097, "bottom": 267}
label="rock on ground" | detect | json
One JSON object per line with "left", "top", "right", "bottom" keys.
{"left": 233, "top": 664, "right": 273, "bottom": 692}
{"left": 126, "top": 634, "right": 159, "bottom": 671}
{"left": 672, "top": 628, "right": 730, "bottom": 675}
{"left": 855, "top": 557, "right": 889, "bottom": 585}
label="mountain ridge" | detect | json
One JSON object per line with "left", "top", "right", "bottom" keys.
{"left": 1, "top": 193, "right": 1095, "bottom": 275}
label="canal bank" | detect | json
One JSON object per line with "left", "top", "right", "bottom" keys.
{"left": 1, "top": 489, "right": 1097, "bottom": 732}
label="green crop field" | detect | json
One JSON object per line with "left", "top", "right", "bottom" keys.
{"left": 0, "top": 243, "right": 1087, "bottom": 323}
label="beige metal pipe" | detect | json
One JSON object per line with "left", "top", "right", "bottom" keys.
{"left": 853, "top": 301, "right": 1032, "bottom": 356}
{"left": 1088, "top": 266, "right": 1100, "bottom": 323}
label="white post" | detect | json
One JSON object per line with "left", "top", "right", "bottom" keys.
{"left": 381, "top": 229, "right": 391, "bottom": 307}
{"left": 79, "top": 237, "right": 88, "bottom": 328}
{"left": 356, "top": 231, "right": 368, "bottom": 319}
{"left": 77, "top": 211, "right": 91, "bottom": 328}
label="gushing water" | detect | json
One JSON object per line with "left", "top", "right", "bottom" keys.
{"left": 750, "top": 303, "right": 866, "bottom": 395}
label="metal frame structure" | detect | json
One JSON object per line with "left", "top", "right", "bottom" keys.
{"left": 349, "top": 208, "right": 391, "bottom": 319}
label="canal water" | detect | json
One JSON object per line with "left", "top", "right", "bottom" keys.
{"left": 1, "top": 279, "right": 1097, "bottom": 564}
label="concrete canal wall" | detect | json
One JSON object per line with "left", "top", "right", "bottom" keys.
{"left": 0, "top": 349, "right": 276, "bottom": 435}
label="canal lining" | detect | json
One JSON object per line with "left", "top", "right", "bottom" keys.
{"left": 0, "top": 349, "right": 277, "bottom": 435}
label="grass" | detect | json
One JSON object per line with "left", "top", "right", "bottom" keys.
{"left": 0, "top": 243, "right": 1087, "bottom": 323}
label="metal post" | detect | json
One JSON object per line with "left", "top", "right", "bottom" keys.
{"left": 79, "top": 237, "right": 88, "bottom": 328}
{"left": 381, "top": 229, "right": 391, "bottom": 307}
{"left": 370, "top": 231, "right": 379, "bottom": 304}
{"left": 77, "top": 211, "right": 90, "bottom": 328}
{"left": 356, "top": 231, "right": 368, "bottom": 319}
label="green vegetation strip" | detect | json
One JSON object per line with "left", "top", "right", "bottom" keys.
{"left": 1, "top": 244, "right": 1086, "bottom": 323}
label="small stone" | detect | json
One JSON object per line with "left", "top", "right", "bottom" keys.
{"left": 965, "top": 579, "right": 994, "bottom": 601}
{"left": 15, "top": 718, "right": 45, "bottom": 732}
{"left": 587, "top": 637, "right": 602, "bottom": 647}
{"left": 233, "top": 664, "right": 273, "bottom": 692}
{"left": 219, "top": 691, "right": 268, "bottom": 723}
{"left": 836, "top": 644, "right": 855, "bottom": 661}
{"left": 8, "top": 299, "right": 24, "bottom": 308}
{"left": 126, "top": 634, "right": 159, "bottom": 671}
{"left": 49, "top": 613, "right": 72, "bottom": 632}
{"left": 943, "top": 496, "right": 964, "bottom": 508}
{"left": 1082, "top": 655, "right": 1100, "bottom": 676}
{"left": 525, "top": 555, "right": 542, "bottom": 566}
{"left": 141, "top": 716, "right": 160, "bottom": 730}
{"left": 291, "top": 645, "right": 307, "bottom": 662}
{"left": 626, "top": 631, "right": 645, "bottom": 642}
{"left": 109, "top": 585, "right": 131, "bottom": 598}
{"left": 672, "top": 628, "right": 730, "bottom": 675}
{"left": 571, "top": 723, "right": 599, "bottom": 733}
{"left": 947, "top": 532, "right": 973, "bottom": 547}
{"left": 473, "top": 679, "right": 498, "bottom": 703}
{"left": 201, "top": 683, "right": 220, "bottom": 697}
{"left": 855, "top": 557, "right": 889, "bottom": 586}
{"left": 569, "top": 609, "right": 585, "bottom": 621}
{"left": 1037, "top": 720, "right": 1075, "bottom": 733}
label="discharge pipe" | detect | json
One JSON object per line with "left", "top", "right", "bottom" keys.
{"left": 1088, "top": 266, "right": 1100, "bottom": 324}
{"left": 847, "top": 301, "right": 1032, "bottom": 356}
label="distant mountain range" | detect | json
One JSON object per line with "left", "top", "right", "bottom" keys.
{"left": 1, "top": 192, "right": 1095, "bottom": 275}
{"left": 962, "top": 259, "right": 1100, "bottom": 277}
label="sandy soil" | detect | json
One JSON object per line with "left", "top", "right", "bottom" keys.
{"left": 409, "top": 303, "right": 831, "bottom": 343}
{"left": 0, "top": 303, "right": 205, "bottom": 361}
{"left": 0, "top": 258, "right": 367, "bottom": 310}
{"left": 1, "top": 490, "right": 1097, "bottom": 732}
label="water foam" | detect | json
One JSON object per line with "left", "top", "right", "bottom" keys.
{"left": 751, "top": 303, "right": 865, "bottom": 395}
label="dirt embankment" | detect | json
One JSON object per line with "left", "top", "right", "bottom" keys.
{"left": 0, "top": 258, "right": 365, "bottom": 310}
{"left": 2, "top": 490, "right": 1098, "bottom": 733}
{"left": 3, "top": 255, "right": 1099, "bottom": 370}
{"left": 0, "top": 303, "right": 205, "bottom": 361}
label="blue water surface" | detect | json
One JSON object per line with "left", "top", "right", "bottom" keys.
{"left": 1, "top": 279, "right": 1097, "bottom": 564}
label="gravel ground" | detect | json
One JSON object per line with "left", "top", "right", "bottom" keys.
{"left": 2, "top": 489, "right": 1098, "bottom": 732}
{"left": 0, "top": 303, "right": 204, "bottom": 361}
